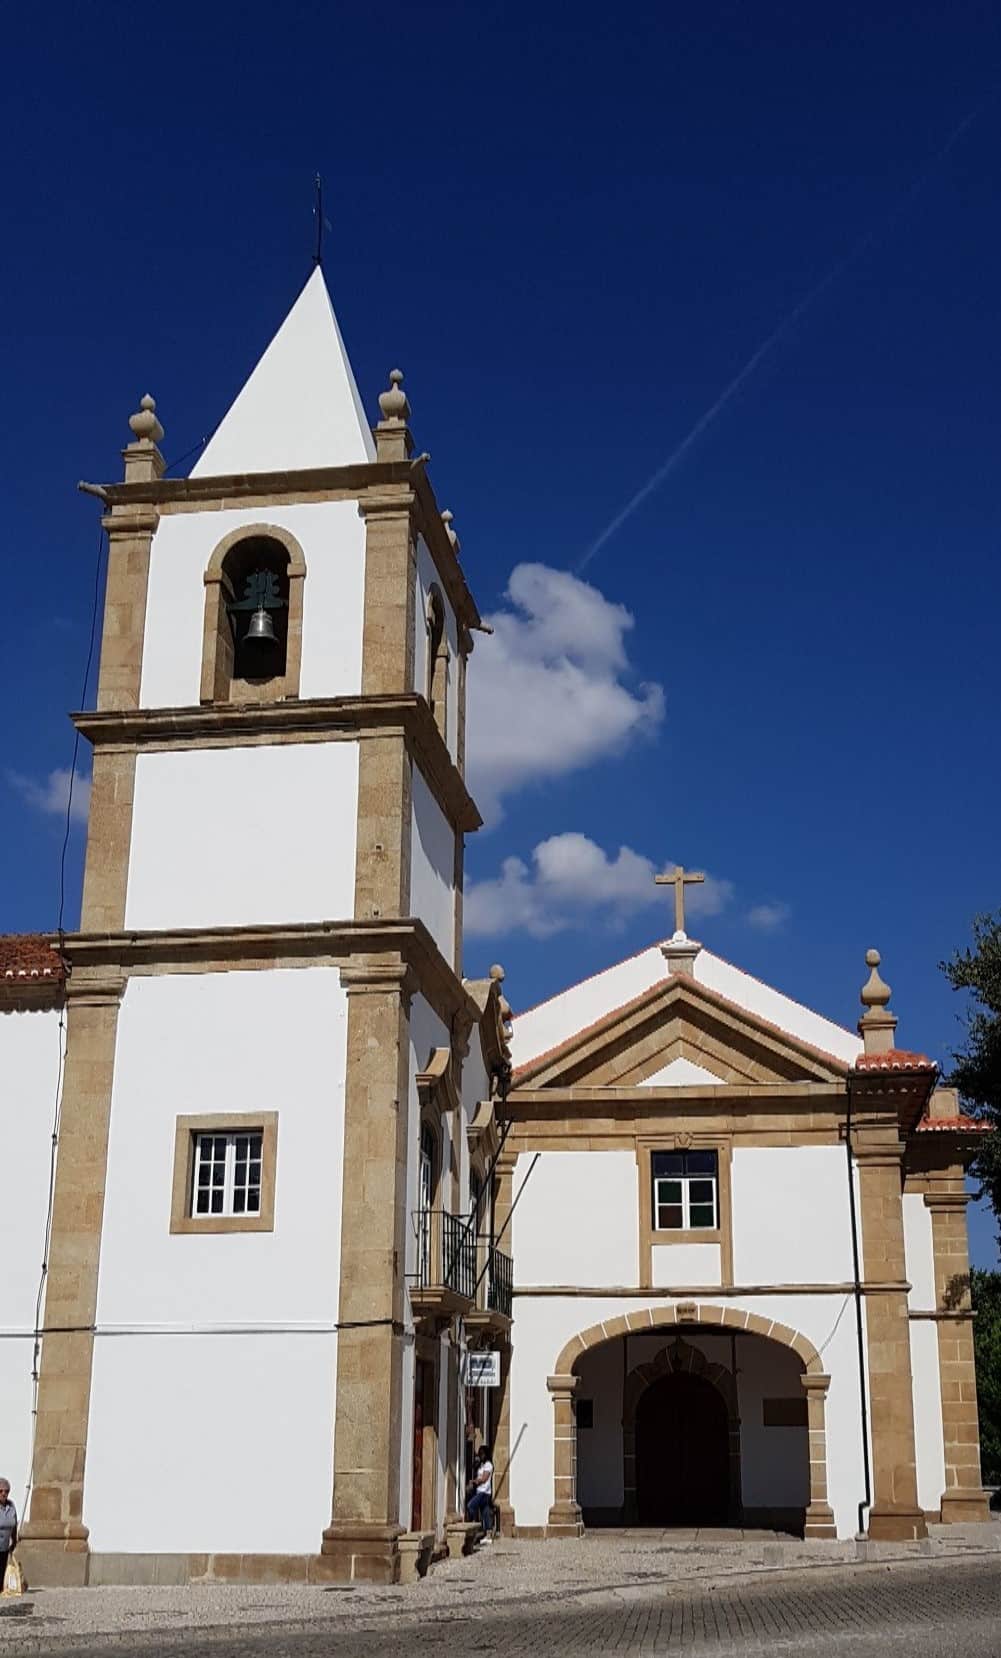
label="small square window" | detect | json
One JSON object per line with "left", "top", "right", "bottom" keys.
{"left": 191, "top": 1130, "right": 264, "bottom": 1219}
{"left": 171, "top": 1114, "right": 277, "bottom": 1235}
{"left": 652, "top": 1150, "right": 719, "bottom": 1232}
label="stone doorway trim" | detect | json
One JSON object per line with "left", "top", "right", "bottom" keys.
{"left": 546, "top": 1303, "right": 836, "bottom": 1539}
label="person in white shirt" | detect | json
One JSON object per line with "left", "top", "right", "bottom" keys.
{"left": 466, "top": 1445, "right": 494, "bottom": 1538}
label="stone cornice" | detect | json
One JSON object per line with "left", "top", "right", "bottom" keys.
{"left": 97, "top": 460, "right": 481, "bottom": 632}
{"left": 72, "top": 694, "right": 482, "bottom": 834}
{"left": 508, "top": 1082, "right": 847, "bottom": 1114}
{"left": 51, "top": 919, "right": 479, "bottom": 1028}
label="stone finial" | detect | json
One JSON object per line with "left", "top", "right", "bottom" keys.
{"left": 123, "top": 393, "right": 165, "bottom": 484}
{"left": 441, "top": 508, "right": 461, "bottom": 557}
{"left": 489, "top": 964, "right": 505, "bottom": 983}
{"left": 858, "top": 947, "right": 898, "bottom": 1054}
{"left": 128, "top": 393, "right": 164, "bottom": 444}
{"left": 375, "top": 369, "right": 412, "bottom": 461}
{"left": 378, "top": 368, "right": 410, "bottom": 423}
{"left": 860, "top": 948, "right": 891, "bottom": 1011}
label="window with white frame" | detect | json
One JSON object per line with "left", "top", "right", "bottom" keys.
{"left": 191, "top": 1130, "right": 263, "bottom": 1218}
{"left": 651, "top": 1149, "right": 718, "bottom": 1231}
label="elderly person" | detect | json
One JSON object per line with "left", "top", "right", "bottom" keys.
{"left": 0, "top": 1480, "right": 16, "bottom": 1586}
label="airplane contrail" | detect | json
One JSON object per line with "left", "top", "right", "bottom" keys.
{"left": 576, "top": 99, "right": 987, "bottom": 575}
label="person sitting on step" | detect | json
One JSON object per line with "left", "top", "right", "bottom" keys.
{"left": 466, "top": 1444, "right": 494, "bottom": 1541}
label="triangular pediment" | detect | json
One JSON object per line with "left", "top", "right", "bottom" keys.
{"left": 513, "top": 973, "right": 849, "bottom": 1090}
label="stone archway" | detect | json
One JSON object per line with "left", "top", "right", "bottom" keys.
{"left": 622, "top": 1335, "right": 741, "bottom": 1524}
{"left": 547, "top": 1303, "right": 836, "bottom": 1538}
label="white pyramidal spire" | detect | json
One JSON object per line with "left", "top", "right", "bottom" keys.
{"left": 191, "top": 268, "right": 376, "bottom": 477}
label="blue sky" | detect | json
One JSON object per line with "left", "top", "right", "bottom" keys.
{"left": 3, "top": 4, "right": 1000, "bottom": 1262}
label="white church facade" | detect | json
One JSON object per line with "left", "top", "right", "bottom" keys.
{"left": 0, "top": 270, "right": 991, "bottom": 1585}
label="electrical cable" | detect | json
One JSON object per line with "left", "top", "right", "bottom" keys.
{"left": 162, "top": 432, "right": 213, "bottom": 478}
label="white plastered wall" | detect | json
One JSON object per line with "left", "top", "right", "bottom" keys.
{"left": 511, "top": 1151, "right": 640, "bottom": 1288}
{"left": 125, "top": 741, "right": 358, "bottom": 931}
{"left": 84, "top": 967, "right": 347, "bottom": 1554}
{"left": 140, "top": 502, "right": 366, "bottom": 709}
{"left": 0, "top": 1008, "right": 63, "bottom": 1506}
{"left": 731, "top": 1147, "right": 856, "bottom": 1284}
{"left": 508, "top": 1291, "right": 866, "bottom": 1538}
{"left": 903, "top": 1192, "right": 946, "bottom": 1512}
{"left": 651, "top": 1243, "right": 721, "bottom": 1286}
{"left": 410, "top": 768, "right": 456, "bottom": 968}
{"left": 414, "top": 537, "right": 459, "bottom": 765}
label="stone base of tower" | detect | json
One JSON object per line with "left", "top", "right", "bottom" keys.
{"left": 865, "top": 1507, "right": 928, "bottom": 1541}
{"left": 16, "top": 1533, "right": 91, "bottom": 1589}
{"left": 939, "top": 1488, "right": 991, "bottom": 1524}
{"left": 319, "top": 1521, "right": 405, "bottom": 1583}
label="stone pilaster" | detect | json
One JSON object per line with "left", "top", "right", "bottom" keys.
{"left": 95, "top": 504, "right": 159, "bottom": 712}
{"left": 801, "top": 1373, "right": 837, "bottom": 1537}
{"left": 79, "top": 748, "right": 137, "bottom": 932}
{"left": 546, "top": 1374, "right": 584, "bottom": 1536}
{"left": 359, "top": 487, "right": 417, "bottom": 698}
{"left": 322, "top": 962, "right": 414, "bottom": 1583}
{"left": 95, "top": 398, "right": 164, "bottom": 712}
{"left": 925, "top": 1175, "right": 989, "bottom": 1522}
{"left": 19, "top": 975, "right": 125, "bottom": 1587}
{"left": 855, "top": 1134, "right": 926, "bottom": 1540}
{"left": 443, "top": 1336, "right": 462, "bottom": 1526}
{"left": 354, "top": 489, "right": 417, "bottom": 934}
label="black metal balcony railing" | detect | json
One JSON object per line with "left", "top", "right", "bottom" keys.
{"left": 414, "top": 1209, "right": 477, "bottom": 1302}
{"left": 486, "top": 1246, "right": 513, "bottom": 1319}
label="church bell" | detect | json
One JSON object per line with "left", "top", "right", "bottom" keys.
{"left": 244, "top": 605, "right": 278, "bottom": 649}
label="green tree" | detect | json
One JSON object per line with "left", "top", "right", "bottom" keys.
{"left": 941, "top": 911, "right": 1001, "bottom": 1227}
{"left": 971, "top": 1269, "right": 1001, "bottom": 1486}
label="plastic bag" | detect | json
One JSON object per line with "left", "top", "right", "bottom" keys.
{"left": 2, "top": 1553, "right": 25, "bottom": 1597}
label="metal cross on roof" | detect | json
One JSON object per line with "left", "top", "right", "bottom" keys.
{"left": 654, "top": 865, "right": 705, "bottom": 937}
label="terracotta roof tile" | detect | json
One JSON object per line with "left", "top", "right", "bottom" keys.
{"left": 854, "top": 1049, "right": 937, "bottom": 1073}
{"left": 0, "top": 934, "right": 66, "bottom": 989}
{"left": 914, "top": 1115, "right": 991, "bottom": 1133}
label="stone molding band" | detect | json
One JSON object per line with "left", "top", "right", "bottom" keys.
{"left": 51, "top": 919, "right": 476, "bottom": 1029}
{"left": 514, "top": 1281, "right": 911, "bottom": 1298}
{"left": 73, "top": 693, "right": 480, "bottom": 833}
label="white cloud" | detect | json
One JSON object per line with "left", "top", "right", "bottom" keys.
{"left": 7, "top": 766, "right": 91, "bottom": 826}
{"left": 466, "top": 564, "right": 664, "bottom": 823}
{"left": 465, "top": 832, "right": 733, "bottom": 940}
{"left": 747, "top": 901, "right": 791, "bottom": 932}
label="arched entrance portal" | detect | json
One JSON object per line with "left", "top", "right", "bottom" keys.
{"left": 546, "top": 1303, "right": 838, "bottom": 1539}
{"left": 635, "top": 1369, "right": 730, "bottom": 1525}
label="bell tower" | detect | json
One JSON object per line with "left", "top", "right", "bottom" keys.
{"left": 23, "top": 269, "right": 486, "bottom": 1586}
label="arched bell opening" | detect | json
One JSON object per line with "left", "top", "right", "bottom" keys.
{"left": 201, "top": 523, "right": 306, "bottom": 705}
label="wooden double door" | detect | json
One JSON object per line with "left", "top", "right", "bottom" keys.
{"left": 635, "top": 1371, "right": 730, "bottom": 1526}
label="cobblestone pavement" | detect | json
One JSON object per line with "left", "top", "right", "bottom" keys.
{"left": 1, "top": 1546, "right": 998, "bottom": 1657}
